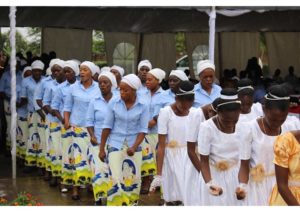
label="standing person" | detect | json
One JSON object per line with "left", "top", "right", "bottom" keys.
{"left": 160, "top": 70, "right": 189, "bottom": 107}
{"left": 194, "top": 60, "right": 221, "bottom": 108}
{"left": 99, "top": 74, "right": 149, "bottom": 206}
{"left": 64, "top": 61, "right": 101, "bottom": 200}
{"left": 16, "top": 66, "right": 32, "bottom": 164}
{"left": 0, "top": 58, "right": 23, "bottom": 154}
{"left": 19, "top": 60, "right": 45, "bottom": 171}
{"left": 110, "top": 65, "right": 124, "bottom": 88}
{"left": 149, "top": 80, "right": 195, "bottom": 206}
{"left": 269, "top": 130, "right": 300, "bottom": 206}
{"left": 138, "top": 68, "right": 166, "bottom": 195}
{"left": 92, "top": 64, "right": 101, "bottom": 82}
{"left": 237, "top": 78, "right": 263, "bottom": 123}
{"left": 137, "top": 60, "right": 152, "bottom": 96}
{"left": 42, "top": 59, "right": 66, "bottom": 187}
{"left": 86, "top": 71, "right": 118, "bottom": 205}
{"left": 51, "top": 60, "right": 79, "bottom": 193}
{"left": 198, "top": 88, "right": 243, "bottom": 205}
{"left": 237, "top": 85, "right": 298, "bottom": 205}
{"left": 183, "top": 98, "right": 219, "bottom": 206}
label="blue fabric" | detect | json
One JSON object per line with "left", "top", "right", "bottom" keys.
{"left": 138, "top": 87, "right": 165, "bottom": 134}
{"left": 20, "top": 76, "right": 45, "bottom": 112}
{"left": 43, "top": 80, "right": 61, "bottom": 122}
{"left": 159, "top": 89, "right": 176, "bottom": 107}
{"left": 85, "top": 95, "right": 117, "bottom": 144}
{"left": 0, "top": 70, "right": 22, "bottom": 98}
{"left": 63, "top": 81, "right": 101, "bottom": 127}
{"left": 16, "top": 78, "right": 28, "bottom": 118}
{"left": 102, "top": 96, "right": 150, "bottom": 150}
{"left": 194, "top": 83, "right": 221, "bottom": 107}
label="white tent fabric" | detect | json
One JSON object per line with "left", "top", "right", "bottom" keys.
{"left": 265, "top": 32, "right": 300, "bottom": 76}
{"left": 9, "top": 6, "right": 17, "bottom": 180}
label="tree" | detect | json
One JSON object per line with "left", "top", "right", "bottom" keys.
{"left": 175, "top": 32, "right": 187, "bottom": 58}
{"left": 1, "top": 30, "right": 29, "bottom": 56}
{"left": 92, "top": 30, "right": 105, "bottom": 55}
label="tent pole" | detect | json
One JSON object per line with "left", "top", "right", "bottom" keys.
{"left": 9, "top": 6, "right": 17, "bottom": 180}
{"left": 208, "top": 6, "right": 216, "bottom": 64}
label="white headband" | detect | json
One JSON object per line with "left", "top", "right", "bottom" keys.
{"left": 237, "top": 85, "right": 254, "bottom": 92}
{"left": 220, "top": 94, "right": 238, "bottom": 100}
{"left": 265, "top": 93, "right": 290, "bottom": 101}
{"left": 217, "top": 100, "right": 241, "bottom": 108}
{"left": 176, "top": 88, "right": 195, "bottom": 96}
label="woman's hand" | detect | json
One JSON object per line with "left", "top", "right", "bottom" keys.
{"left": 235, "top": 183, "right": 247, "bottom": 200}
{"left": 99, "top": 148, "right": 106, "bottom": 162}
{"left": 90, "top": 136, "right": 98, "bottom": 146}
{"left": 127, "top": 147, "right": 136, "bottom": 156}
{"left": 149, "top": 175, "right": 162, "bottom": 194}
{"left": 64, "top": 121, "right": 70, "bottom": 130}
{"left": 206, "top": 180, "right": 223, "bottom": 196}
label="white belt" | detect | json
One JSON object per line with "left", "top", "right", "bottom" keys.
{"left": 288, "top": 181, "right": 300, "bottom": 187}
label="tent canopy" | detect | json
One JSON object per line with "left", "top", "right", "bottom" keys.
{"left": 0, "top": 7, "right": 300, "bottom": 32}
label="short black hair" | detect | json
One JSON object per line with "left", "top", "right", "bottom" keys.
{"left": 176, "top": 80, "right": 195, "bottom": 101}
{"left": 265, "top": 84, "right": 290, "bottom": 111}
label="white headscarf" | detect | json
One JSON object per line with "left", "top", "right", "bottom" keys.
{"left": 49, "top": 58, "right": 60, "bottom": 69}
{"left": 169, "top": 70, "right": 188, "bottom": 81}
{"left": 31, "top": 60, "right": 44, "bottom": 70}
{"left": 138, "top": 60, "right": 152, "bottom": 70}
{"left": 64, "top": 60, "right": 80, "bottom": 76}
{"left": 22, "top": 66, "right": 32, "bottom": 78}
{"left": 148, "top": 68, "right": 166, "bottom": 83}
{"left": 197, "top": 60, "right": 215, "bottom": 75}
{"left": 111, "top": 65, "right": 125, "bottom": 76}
{"left": 71, "top": 59, "right": 81, "bottom": 66}
{"left": 121, "top": 74, "right": 142, "bottom": 90}
{"left": 98, "top": 71, "right": 118, "bottom": 90}
{"left": 93, "top": 64, "right": 101, "bottom": 75}
{"left": 52, "top": 59, "right": 65, "bottom": 69}
{"left": 100, "top": 66, "right": 111, "bottom": 73}
{"left": 46, "top": 67, "right": 52, "bottom": 76}
{"left": 80, "top": 61, "right": 96, "bottom": 75}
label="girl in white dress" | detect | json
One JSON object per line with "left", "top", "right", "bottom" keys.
{"left": 237, "top": 78, "right": 263, "bottom": 123}
{"left": 183, "top": 98, "right": 219, "bottom": 205}
{"left": 237, "top": 84, "right": 298, "bottom": 205}
{"left": 198, "top": 88, "right": 244, "bottom": 206}
{"left": 149, "top": 80, "right": 195, "bottom": 205}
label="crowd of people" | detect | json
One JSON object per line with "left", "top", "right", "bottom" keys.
{"left": 0, "top": 51, "right": 299, "bottom": 206}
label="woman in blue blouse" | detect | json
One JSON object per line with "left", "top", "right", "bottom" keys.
{"left": 99, "top": 74, "right": 150, "bottom": 206}
{"left": 85, "top": 71, "right": 118, "bottom": 205}
{"left": 63, "top": 61, "right": 101, "bottom": 200}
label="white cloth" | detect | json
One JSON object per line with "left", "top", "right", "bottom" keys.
{"left": 64, "top": 60, "right": 80, "bottom": 76}
{"left": 53, "top": 59, "right": 65, "bottom": 68}
{"left": 138, "top": 59, "right": 152, "bottom": 70}
{"left": 80, "top": 61, "right": 96, "bottom": 75}
{"left": 183, "top": 107, "right": 206, "bottom": 205}
{"left": 239, "top": 118, "right": 298, "bottom": 205}
{"left": 22, "top": 66, "right": 32, "bottom": 78}
{"left": 98, "top": 71, "right": 118, "bottom": 90}
{"left": 238, "top": 103, "right": 262, "bottom": 124}
{"left": 198, "top": 118, "right": 245, "bottom": 205}
{"left": 121, "top": 74, "right": 142, "bottom": 90}
{"left": 49, "top": 58, "right": 60, "bottom": 69}
{"left": 148, "top": 68, "right": 166, "bottom": 83}
{"left": 169, "top": 70, "right": 188, "bottom": 81}
{"left": 197, "top": 60, "right": 215, "bottom": 76}
{"left": 100, "top": 66, "right": 111, "bottom": 73}
{"left": 71, "top": 59, "right": 81, "bottom": 66}
{"left": 111, "top": 65, "right": 124, "bottom": 76}
{"left": 157, "top": 106, "right": 191, "bottom": 202}
{"left": 93, "top": 64, "right": 101, "bottom": 75}
{"left": 31, "top": 60, "right": 44, "bottom": 70}
{"left": 45, "top": 67, "right": 51, "bottom": 76}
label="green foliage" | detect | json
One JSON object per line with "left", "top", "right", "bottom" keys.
{"left": 175, "top": 32, "right": 186, "bottom": 56}
{"left": 92, "top": 30, "right": 105, "bottom": 55}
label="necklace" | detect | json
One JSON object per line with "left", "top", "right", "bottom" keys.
{"left": 261, "top": 118, "right": 281, "bottom": 135}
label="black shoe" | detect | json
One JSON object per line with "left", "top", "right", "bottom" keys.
{"left": 49, "top": 177, "right": 58, "bottom": 187}
{"left": 23, "top": 166, "right": 34, "bottom": 173}
{"left": 94, "top": 200, "right": 102, "bottom": 206}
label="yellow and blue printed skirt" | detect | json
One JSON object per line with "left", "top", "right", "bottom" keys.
{"left": 16, "top": 116, "right": 29, "bottom": 159}
{"left": 141, "top": 134, "right": 158, "bottom": 177}
{"left": 48, "top": 122, "right": 62, "bottom": 177}
{"left": 87, "top": 144, "right": 109, "bottom": 202}
{"left": 107, "top": 144, "right": 142, "bottom": 206}
{"left": 4, "top": 100, "right": 11, "bottom": 151}
{"left": 37, "top": 114, "right": 48, "bottom": 169}
{"left": 25, "top": 112, "right": 40, "bottom": 167}
{"left": 71, "top": 126, "right": 92, "bottom": 186}
{"left": 61, "top": 126, "right": 75, "bottom": 186}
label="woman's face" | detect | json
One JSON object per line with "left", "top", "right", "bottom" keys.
{"left": 199, "top": 69, "right": 215, "bottom": 89}
{"left": 168, "top": 75, "right": 181, "bottom": 93}
{"left": 120, "top": 82, "right": 135, "bottom": 102}
{"left": 263, "top": 107, "right": 288, "bottom": 130}
{"left": 64, "top": 67, "right": 76, "bottom": 82}
{"left": 55, "top": 66, "right": 65, "bottom": 83}
{"left": 239, "top": 94, "right": 253, "bottom": 114}
{"left": 23, "top": 70, "right": 32, "bottom": 78}
{"left": 175, "top": 98, "right": 194, "bottom": 113}
{"left": 98, "top": 76, "right": 112, "bottom": 95}
{"left": 80, "top": 65, "right": 92, "bottom": 82}
{"left": 51, "top": 64, "right": 62, "bottom": 79}
{"left": 146, "top": 73, "right": 159, "bottom": 91}
{"left": 138, "top": 66, "right": 150, "bottom": 84}
{"left": 218, "top": 109, "right": 240, "bottom": 129}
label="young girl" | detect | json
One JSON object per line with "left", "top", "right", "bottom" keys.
{"left": 150, "top": 80, "right": 195, "bottom": 205}
{"left": 198, "top": 88, "right": 243, "bottom": 205}
{"left": 237, "top": 85, "right": 298, "bottom": 205}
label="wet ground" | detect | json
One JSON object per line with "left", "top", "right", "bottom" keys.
{"left": 0, "top": 154, "right": 161, "bottom": 206}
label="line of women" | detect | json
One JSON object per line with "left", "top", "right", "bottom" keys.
{"left": 8, "top": 57, "right": 300, "bottom": 206}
